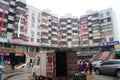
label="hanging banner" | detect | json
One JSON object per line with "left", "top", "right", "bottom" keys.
{"left": 46, "top": 52, "right": 54, "bottom": 78}
{"left": 0, "top": 5, "right": 6, "bottom": 34}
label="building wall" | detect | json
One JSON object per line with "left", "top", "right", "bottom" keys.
{"left": 80, "top": 8, "right": 118, "bottom": 47}
{"left": 0, "top": 1, "right": 118, "bottom": 48}
{"left": 59, "top": 14, "right": 79, "bottom": 48}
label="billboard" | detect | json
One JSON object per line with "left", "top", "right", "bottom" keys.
{"left": 99, "top": 41, "right": 119, "bottom": 47}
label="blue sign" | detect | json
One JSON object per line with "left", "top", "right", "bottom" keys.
{"left": 99, "top": 41, "right": 119, "bottom": 46}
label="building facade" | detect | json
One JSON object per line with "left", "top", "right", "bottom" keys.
{"left": 0, "top": 0, "right": 118, "bottom": 49}
{"left": 27, "top": 6, "right": 59, "bottom": 47}
{"left": 59, "top": 14, "right": 79, "bottom": 48}
{"left": 79, "top": 8, "right": 119, "bottom": 48}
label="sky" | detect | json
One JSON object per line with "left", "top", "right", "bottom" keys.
{"left": 26, "top": 0, "right": 120, "bottom": 39}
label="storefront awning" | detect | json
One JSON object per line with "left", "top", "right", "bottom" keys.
{"left": 0, "top": 38, "right": 8, "bottom": 43}
{"left": 116, "top": 51, "right": 120, "bottom": 54}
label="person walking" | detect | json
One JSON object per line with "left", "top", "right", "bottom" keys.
{"left": 89, "top": 61, "right": 93, "bottom": 74}
{"left": 11, "top": 61, "right": 15, "bottom": 70}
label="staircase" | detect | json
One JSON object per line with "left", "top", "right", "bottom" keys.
{"left": 94, "top": 51, "right": 112, "bottom": 62}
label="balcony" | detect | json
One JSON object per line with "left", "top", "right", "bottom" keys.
{"left": 60, "top": 45, "right": 67, "bottom": 48}
{"left": 81, "top": 32, "right": 88, "bottom": 35}
{"left": 51, "top": 37, "right": 58, "bottom": 41}
{"left": 41, "top": 28, "right": 48, "bottom": 33}
{"left": 41, "top": 22, "right": 49, "bottom": 26}
{"left": 61, "top": 38, "right": 67, "bottom": 42}
{"left": 8, "top": 24, "right": 13, "bottom": 29}
{"left": 72, "top": 22, "right": 78, "bottom": 25}
{"left": 14, "top": 30, "right": 24, "bottom": 35}
{"left": 10, "top": 1, "right": 15, "bottom": 5}
{"left": 15, "top": 22, "right": 25, "bottom": 26}
{"left": 60, "top": 22, "right": 67, "bottom": 25}
{"left": 87, "top": 22, "right": 92, "bottom": 26}
{"left": 1, "top": 0, "right": 9, "bottom": 5}
{"left": 8, "top": 16, "right": 14, "bottom": 21}
{"left": 89, "top": 34, "right": 93, "bottom": 37}
{"left": 16, "top": 14, "right": 26, "bottom": 19}
{"left": 41, "top": 35, "right": 48, "bottom": 39}
{"left": 72, "top": 45, "right": 79, "bottom": 47}
{"left": 60, "top": 27, "right": 67, "bottom": 30}
{"left": 72, "top": 27, "right": 78, "bottom": 30}
{"left": 93, "top": 36, "right": 101, "bottom": 39}
{"left": 81, "top": 38, "right": 88, "bottom": 41}
{"left": 88, "top": 28, "right": 92, "bottom": 31}
{"left": 72, "top": 39, "right": 79, "bottom": 42}
{"left": 41, "top": 43, "right": 49, "bottom": 46}
{"left": 9, "top": 8, "right": 14, "bottom": 13}
{"left": 0, "top": 8, "right": 8, "bottom": 14}
{"left": 87, "top": 16, "right": 92, "bottom": 20}
{"left": 93, "top": 33, "right": 100, "bottom": 37}
{"left": 67, "top": 36, "right": 72, "bottom": 39}
{"left": 101, "top": 28, "right": 112, "bottom": 32}
{"left": 92, "top": 17, "right": 99, "bottom": 21}
{"left": 93, "top": 43, "right": 99, "bottom": 46}
{"left": 52, "top": 26, "right": 58, "bottom": 30}
{"left": 51, "top": 31, "right": 57, "bottom": 35}
{"left": 92, "top": 23, "right": 99, "bottom": 27}
{"left": 16, "top": 6, "right": 26, "bottom": 11}
{"left": 100, "top": 22, "right": 112, "bottom": 26}
{"left": 93, "top": 30, "right": 100, "bottom": 33}
{"left": 72, "top": 33, "right": 78, "bottom": 36}
{"left": 67, "top": 30, "right": 72, "bottom": 33}
{"left": 52, "top": 20, "right": 58, "bottom": 23}
{"left": 0, "top": 18, "right": 8, "bottom": 22}
{"left": 51, "top": 44, "right": 58, "bottom": 47}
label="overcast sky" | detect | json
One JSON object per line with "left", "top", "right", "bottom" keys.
{"left": 26, "top": 0, "right": 120, "bottom": 39}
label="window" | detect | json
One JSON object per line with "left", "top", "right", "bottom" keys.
{"left": 107, "top": 17, "right": 111, "bottom": 22}
{"left": 100, "top": 14, "right": 103, "bottom": 17}
{"left": 30, "top": 38, "right": 34, "bottom": 42}
{"left": 2, "top": 31, "right": 7, "bottom": 37}
{"left": 37, "top": 57, "right": 40, "bottom": 65}
{"left": 37, "top": 39, "right": 40, "bottom": 42}
{"left": 106, "top": 12, "right": 110, "bottom": 16}
{"left": 37, "top": 32, "right": 40, "bottom": 36}
{"left": 109, "top": 37, "right": 113, "bottom": 41}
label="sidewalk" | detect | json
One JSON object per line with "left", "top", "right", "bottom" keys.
{"left": 3, "top": 64, "right": 31, "bottom": 74}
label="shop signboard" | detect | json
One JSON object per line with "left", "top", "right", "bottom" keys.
{"left": 0, "top": 38, "right": 8, "bottom": 43}
{"left": 99, "top": 41, "right": 119, "bottom": 47}
{"left": 115, "top": 44, "right": 120, "bottom": 49}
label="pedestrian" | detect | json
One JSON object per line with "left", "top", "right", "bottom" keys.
{"left": 11, "top": 61, "right": 15, "bottom": 70}
{"left": 82, "top": 61, "right": 86, "bottom": 72}
{"left": 78, "top": 61, "right": 82, "bottom": 71}
{"left": 89, "top": 61, "right": 93, "bottom": 74}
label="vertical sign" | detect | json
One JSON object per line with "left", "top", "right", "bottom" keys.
{"left": 46, "top": 52, "right": 54, "bottom": 78}
{"left": 18, "top": 14, "right": 22, "bottom": 38}
{"left": 0, "top": 5, "right": 6, "bottom": 34}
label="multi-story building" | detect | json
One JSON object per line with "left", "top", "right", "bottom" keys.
{"left": 80, "top": 8, "right": 118, "bottom": 48}
{"left": 27, "top": 6, "right": 59, "bottom": 47}
{"left": 59, "top": 14, "right": 79, "bottom": 48}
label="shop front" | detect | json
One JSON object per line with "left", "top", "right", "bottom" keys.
{"left": 114, "top": 44, "right": 120, "bottom": 59}
{"left": 0, "top": 48, "right": 25, "bottom": 65}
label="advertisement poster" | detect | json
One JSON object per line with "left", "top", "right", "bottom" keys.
{"left": 46, "top": 52, "right": 54, "bottom": 78}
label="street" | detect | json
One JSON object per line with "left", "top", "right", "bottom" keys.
{"left": 1, "top": 71, "right": 120, "bottom": 80}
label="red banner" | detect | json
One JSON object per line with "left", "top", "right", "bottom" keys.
{"left": 45, "top": 16, "right": 48, "bottom": 23}
{"left": 46, "top": 52, "right": 54, "bottom": 78}
{"left": 0, "top": 5, "right": 6, "bottom": 34}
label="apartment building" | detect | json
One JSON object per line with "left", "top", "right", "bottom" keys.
{"left": 80, "top": 8, "right": 118, "bottom": 47}
{"left": 27, "top": 6, "right": 59, "bottom": 47}
{"left": 0, "top": 0, "right": 9, "bottom": 40}
{"left": 59, "top": 14, "right": 79, "bottom": 48}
